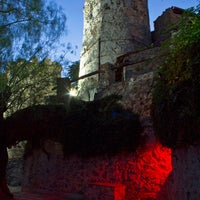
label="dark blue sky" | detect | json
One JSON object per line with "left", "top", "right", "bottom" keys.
{"left": 54, "top": 0, "right": 199, "bottom": 61}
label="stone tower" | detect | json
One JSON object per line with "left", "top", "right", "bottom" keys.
{"left": 78, "top": 0, "right": 151, "bottom": 100}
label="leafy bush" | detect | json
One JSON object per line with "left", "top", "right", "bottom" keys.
{"left": 3, "top": 95, "right": 143, "bottom": 157}
{"left": 62, "top": 97, "right": 143, "bottom": 157}
{"left": 152, "top": 7, "right": 200, "bottom": 148}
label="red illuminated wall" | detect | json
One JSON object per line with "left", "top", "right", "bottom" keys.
{"left": 23, "top": 139, "right": 172, "bottom": 200}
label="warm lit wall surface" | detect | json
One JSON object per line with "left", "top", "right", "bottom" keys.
{"left": 23, "top": 140, "right": 172, "bottom": 200}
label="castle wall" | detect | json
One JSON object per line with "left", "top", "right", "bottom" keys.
{"left": 22, "top": 140, "right": 172, "bottom": 200}
{"left": 94, "top": 47, "right": 162, "bottom": 105}
{"left": 152, "top": 7, "right": 184, "bottom": 46}
{"left": 79, "top": 0, "right": 151, "bottom": 100}
{"left": 170, "top": 146, "right": 200, "bottom": 200}
{"left": 22, "top": 58, "right": 173, "bottom": 199}
{"left": 19, "top": 45, "right": 200, "bottom": 200}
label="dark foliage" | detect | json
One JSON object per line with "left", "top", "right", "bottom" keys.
{"left": 2, "top": 95, "right": 143, "bottom": 157}
{"left": 151, "top": 8, "right": 200, "bottom": 148}
{"left": 66, "top": 61, "right": 80, "bottom": 86}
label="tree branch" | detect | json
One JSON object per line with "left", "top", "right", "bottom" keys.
{"left": 0, "top": 18, "right": 32, "bottom": 28}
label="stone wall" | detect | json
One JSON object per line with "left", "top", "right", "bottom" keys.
{"left": 23, "top": 141, "right": 172, "bottom": 200}
{"left": 7, "top": 158, "right": 24, "bottom": 187}
{"left": 79, "top": 0, "right": 151, "bottom": 100}
{"left": 97, "top": 72, "right": 154, "bottom": 120}
{"left": 7, "top": 142, "right": 25, "bottom": 188}
{"left": 21, "top": 39, "right": 200, "bottom": 199}
{"left": 96, "top": 47, "right": 162, "bottom": 115}
{"left": 156, "top": 145, "right": 200, "bottom": 200}
{"left": 21, "top": 71, "right": 200, "bottom": 200}
{"left": 21, "top": 62, "right": 173, "bottom": 199}
{"left": 171, "top": 146, "right": 200, "bottom": 200}
{"left": 78, "top": 5, "right": 184, "bottom": 101}
{"left": 80, "top": 0, "right": 151, "bottom": 73}
{"left": 152, "top": 7, "right": 184, "bottom": 46}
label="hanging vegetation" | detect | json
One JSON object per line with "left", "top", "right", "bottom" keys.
{"left": 2, "top": 95, "right": 143, "bottom": 157}
{"left": 152, "top": 7, "right": 200, "bottom": 148}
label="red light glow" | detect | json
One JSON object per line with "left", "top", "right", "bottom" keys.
{"left": 113, "top": 142, "right": 172, "bottom": 199}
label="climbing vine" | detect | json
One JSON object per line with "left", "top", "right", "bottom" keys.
{"left": 152, "top": 6, "right": 200, "bottom": 148}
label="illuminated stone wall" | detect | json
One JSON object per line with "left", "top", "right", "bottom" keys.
{"left": 79, "top": 0, "right": 151, "bottom": 100}
{"left": 23, "top": 141, "right": 172, "bottom": 200}
{"left": 22, "top": 136, "right": 200, "bottom": 200}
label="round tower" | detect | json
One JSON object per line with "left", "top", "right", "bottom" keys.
{"left": 78, "top": 0, "right": 151, "bottom": 100}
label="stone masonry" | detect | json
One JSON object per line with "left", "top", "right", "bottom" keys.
{"left": 79, "top": 0, "right": 151, "bottom": 100}
{"left": 21, "top": 45, "right": 172, "bottom": 200}
{"left": 78, "top": 4, "right": 185, "bottom": 101}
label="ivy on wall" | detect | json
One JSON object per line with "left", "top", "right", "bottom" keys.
{"left": 151, "top": 7, "right": 200, "bottom": 148}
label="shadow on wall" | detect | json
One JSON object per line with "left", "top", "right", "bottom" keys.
{"left": 157, "top": 146, "right": 200, "bottom": 200}
{"left": 157, "top": 172, "right": 173, "bottom": 200}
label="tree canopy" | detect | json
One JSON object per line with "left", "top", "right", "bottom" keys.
{"left": 5, "top": 58, "right": 61, "bottom": 116}
{"left": 65, "top": 60, "right": 80, "bottom": 87}
{"left": 0, "top": 0, "right": 67, "bottom": 70}
{"left": 152, "top": 5, "right": 200, "bottom": 148}
{"left": 0, "top": 0, "right": 67, "bottom": 118}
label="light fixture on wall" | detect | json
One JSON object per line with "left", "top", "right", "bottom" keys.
{"left": 69, "top": 88, "right": 78, "bottom": 97}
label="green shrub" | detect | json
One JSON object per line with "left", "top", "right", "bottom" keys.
{"left": 152, "top": 7, "right": 200, "bottom": 148}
